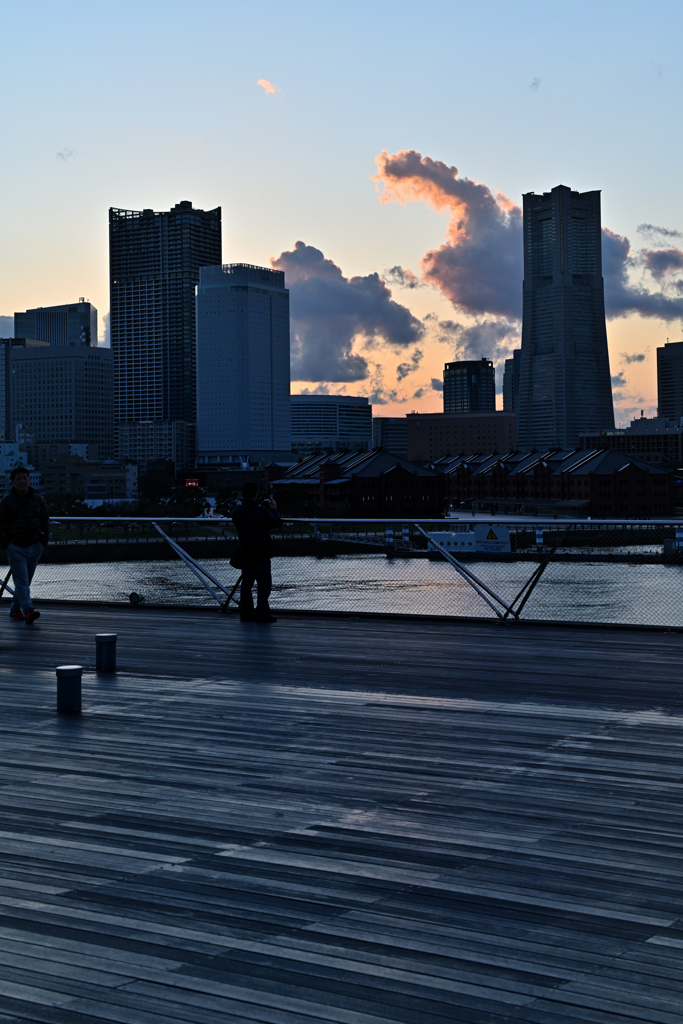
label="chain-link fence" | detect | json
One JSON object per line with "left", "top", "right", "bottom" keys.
{"left": 6, "top": 516, "right": 683, "bottom": 628}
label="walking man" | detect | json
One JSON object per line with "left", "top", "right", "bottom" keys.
{"left": 232, "top": 482, "right": 282, "bottom": 623}
{"left": 0, "top": 466, "right": 49, "bottom": 624}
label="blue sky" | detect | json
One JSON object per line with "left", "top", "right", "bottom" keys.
{"left": 2, "top": 0, "right": 682, "bottom": 421}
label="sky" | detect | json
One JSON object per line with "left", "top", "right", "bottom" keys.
{"left": 2, "top": 0, "right": 683, "bottom": 425}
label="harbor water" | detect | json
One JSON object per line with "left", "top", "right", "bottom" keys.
{"left": 22, "top": 553, "right": 683, "bottom": 628}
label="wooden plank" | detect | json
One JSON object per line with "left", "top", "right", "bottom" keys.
{"left": 0, "top": 607, "right": 681, "bottom": 1021}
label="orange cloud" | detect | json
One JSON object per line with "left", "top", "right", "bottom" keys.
{"left": 373, "top": 149, "right": 523, "bottom": 318}
{"left": 257, "top": 78, "right": 277, "bottom": 95}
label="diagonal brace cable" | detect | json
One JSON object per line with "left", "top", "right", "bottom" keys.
{"left": 152, "top": 522, "right": 233, "bottom": 607}
{"left": 414, "top": 524, "right": 512, "bottom": 618}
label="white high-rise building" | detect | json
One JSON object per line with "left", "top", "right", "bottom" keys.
{"left": 195, "top": 264, "right": 291, "bottom": 467}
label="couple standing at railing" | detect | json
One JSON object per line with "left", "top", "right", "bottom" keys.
{"left": 0, "top": 466, "right": 49, "bottom": 624}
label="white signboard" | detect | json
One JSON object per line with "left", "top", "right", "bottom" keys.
{"left": 427, "top": 526, "right": 511, "bottom": 554}
{"left": 473, "top": 524, "right": 511, "bottom": 554}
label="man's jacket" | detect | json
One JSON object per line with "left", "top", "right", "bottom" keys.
{"left": 0, "top": 488, "right": 50, "bottom": 549}
{"left": 232, "top": 500, "right": 282, "bottom": 565}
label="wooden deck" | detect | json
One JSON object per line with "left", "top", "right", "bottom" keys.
{"left": 0, "top": 604, "right": 683, "bottom": 1023}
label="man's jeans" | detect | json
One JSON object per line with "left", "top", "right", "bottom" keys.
{"left": 240, "top": 561, "right": 273, "bottom": 615}
{"left": 7, "top": 542, "right": 43, "bottom": 614}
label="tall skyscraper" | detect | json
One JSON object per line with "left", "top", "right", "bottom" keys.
{"left": 14, "top": 300, "right": 97, "bottom": 347}
{"left": 656, "top": 341, "right": 683, "bottom": 419}
{"left": 518, "top": 185, "right": 614, "bottom": 450}
{"left": 109, "top": 201, "right": 221, "bottom": 470}
{"left": 443, "top": 359, "right": 495, "bottom": 413}
{"left": 195, "top": 264, "right": 291, "bottom": 466}
{"left": 502, "top": 348, "right": 521, "bottom": 413}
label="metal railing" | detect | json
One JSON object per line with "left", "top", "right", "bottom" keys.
{"left": 6, "top": 515, "right": 683, "bottom": 628}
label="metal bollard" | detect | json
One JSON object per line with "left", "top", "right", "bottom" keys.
{"left": 56, "top": 665, "right": 82, "bottom": 714}
{"left": 96, "top": 633, "right": 117, "bottom": 672}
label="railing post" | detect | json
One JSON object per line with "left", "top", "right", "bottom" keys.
{"left": 96, "top": 634, "right": 117, "bottom": 672}
{"left": 56, "top": 665, "right": 82, "bottom": 714}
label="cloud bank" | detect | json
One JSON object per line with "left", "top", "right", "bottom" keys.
{"left": 271, "top": 241, "right": 424, "bottom": 382}
{"left": 374, "top": 150, "right": 523, "bottom": 319}
{"left": 374, "top": 149, "right": 683, "bottom": 325}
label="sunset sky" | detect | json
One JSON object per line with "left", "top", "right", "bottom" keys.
{"left": 2, "top": 0, "right": 683, "bottom": 425}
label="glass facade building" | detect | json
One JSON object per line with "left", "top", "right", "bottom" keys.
{"left": 443, "top": 359, "right": 495, "bottom": 414}
{"left": 109, "top": 201, "right": 221, "bottom": 470}
{"left": 196, "top": 264, "right": 291, "bottom": 465}
{"left": 290, "top": 395, "right": 372, "bottom": 454}
{"left": 518, "top": 185, "right": 614, "bottom": 450}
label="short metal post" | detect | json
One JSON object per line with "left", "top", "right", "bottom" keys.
{"left": 56, "top": 665, "right": 82, "bottom": 714}
{"left": 96, "top": 634, "right": 117, "bottom": 672}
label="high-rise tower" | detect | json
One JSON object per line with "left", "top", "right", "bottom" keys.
{"left": 109, "top": 201, "right": 221, "bottom": 470}
{"left": 443, "top": 358, "right": 495, "bottom": 414}
{"left": 517, "top": 185, "right": 614, "bottom": 450}
{"left": 195, "top": 264, "right": 291, "bottom": 467}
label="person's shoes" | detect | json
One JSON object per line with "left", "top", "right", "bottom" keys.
{"left": 8, "top": 608, "right": 25, "bottom": 621}
{"left": 24, "top": 609, "right": 40, "bottom": 625}
{"left": 255, "top": 613, "right": 277, "bottom": 623}
{"left": 239, "top": 612, "right": 257, "bottom": 622}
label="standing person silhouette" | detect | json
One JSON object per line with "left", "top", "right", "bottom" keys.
{"left": 0, "top": 466, "right": 49, "bottom": 625}
{"left": 231, "top": 482, "right": 282, "bottom": 623}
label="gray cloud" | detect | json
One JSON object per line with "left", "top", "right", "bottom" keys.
{"left": 529, "top": 77, "right": 541, "bottom": 91}
{"left": 611, "top": 372, "right": 627, "bottom": 389}
{"left": 295, "top": 384, "right": 331, "bottom": 395}
{"left": 0, "top": 315, "right": 13, "bottom": 338}
{"left": 56, "top": 148, "right": 74, "bottom": 161}
{"left": 431, "top": 378, "right": 444, "bottom": 392}
{"left": 638, "top": 223, "right": 683, "bottom": 240}
{"left": 271, "top": 241, "right": 424, "bottom": 382}
{"left": 642, "top": 247, "right": 683, "bottom": 281}
{"left": 396, "top": 348, "right": 423, "bottom": 381}
{"left": 621, "top": 351, "right": 646, "bottom": 364}
{"left": 602, "top": 228, "right": 683, "bottom": 319}
{"left": 426, "top": 314, "right": 520, "bottom": 363}
{"left": 383, "top": 266, "right": 423, "bottom": 289}
{"left": 412, "top": 387, "right": 426, "bottom": 398}
{"left": 363, "top": 364, "right": 404, "bottom": 406}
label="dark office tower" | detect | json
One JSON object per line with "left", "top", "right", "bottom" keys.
{"left": 0, "top": 339, "right": 48, "bottom": 440}
{"left": 518, "top": 185, "right": 614, "bottom": 450}
{"left": 503, "top": 348, "right": 521, "bottom": 413}
{"left": 656, "top": 341, "right": 683, "bottom": 419}
{"left": 10, "top": 345, "right": 113, "bottom": 457}
{"left": 14, "top": 300, "right": 97, "bottom": 346}
{"left": 443, "top": 358, "right": 495, "bottom": 414}
{"left": 109, "top": 201, "right": 221, "bottom": 470}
